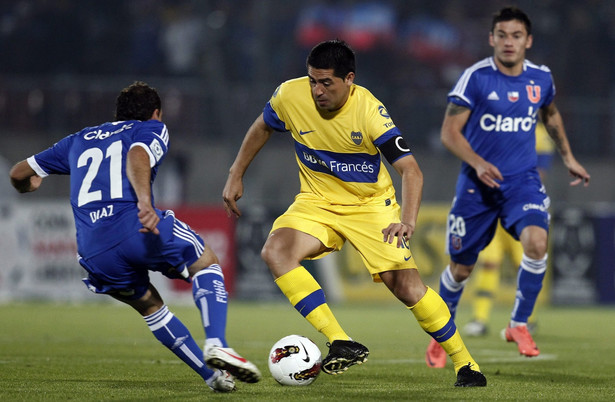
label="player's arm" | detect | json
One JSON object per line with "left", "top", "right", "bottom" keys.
{"left": 539, "top": 102, "right": 590, "bottom": 186}
{"left": 126, "top": 145, "right": 160, "bottom": 235}
{"left": 9, "top": 160, "right": 43, "bottom": 193}
{"left": 382, "top": 154, "right": 423, "bottom": 247}
{"left": 441, "top": 102, "right": 503, "bottom": 188}
{"left": 223, "top": 113, "right": 274, "bottom": 217}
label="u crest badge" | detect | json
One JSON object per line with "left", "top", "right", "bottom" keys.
{"left": 351, "top": 131, "right": 363, "bottom": 145}
{"left": 526, "top": 85, "right": 541, "bottom": 104}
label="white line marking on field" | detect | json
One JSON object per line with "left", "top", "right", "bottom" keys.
{"left": 373, "top": 350, "right": 557, "bottom": 365}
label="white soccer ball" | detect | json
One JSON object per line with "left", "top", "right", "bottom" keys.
{"left": 268, "top": 334, "right": 322, "bottom": 386}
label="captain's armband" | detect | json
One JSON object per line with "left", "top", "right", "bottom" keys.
{"left": 378, "top": 135, "right": 412, "bottom": 164}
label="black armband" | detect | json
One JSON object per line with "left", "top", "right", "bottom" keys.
{"left": 378, "top": 135, "right": 412, "bottom": 164}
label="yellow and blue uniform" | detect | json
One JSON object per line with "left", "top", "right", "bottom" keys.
{"left": 262, "top": 76, "right": 480, "bottom": 374}
{"left": 263, "top": 77, "right": 417, "bottom": 280}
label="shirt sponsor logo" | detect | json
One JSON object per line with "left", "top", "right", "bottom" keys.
{"left": 83, "top": 123, "right": 133, "bottom": 140}
{"left": 378, "top": 105, "right": 390, "bottom": 118}
{"left": 295, "top": 142, "right": 380, "bottom": 183}
{"left": 479, "top": 113, "right": 534, "bottom": 132}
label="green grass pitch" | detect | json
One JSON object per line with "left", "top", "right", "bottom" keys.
{"left": 1, "top": 301, "right": 614, "bottom": 401}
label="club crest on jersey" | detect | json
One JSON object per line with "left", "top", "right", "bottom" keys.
{"left": 451, "top": 235, "right": 462, "bottom": 251}
{"left": 526, "top": 85, "right": 541, "bottom": 103}
{"left": 350, "top": 131, "right": 363, "bottom": 145}
{"left": 507, "top": 91, "right": 519, "bottom": 102}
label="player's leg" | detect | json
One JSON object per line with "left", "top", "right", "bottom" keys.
{"left": 113, "top": 285, "right": 235, "bottom": 392}
{"left": 504, "top": 225, "right": 547, "bottom": 357}
{"left": 465, "top": 228, "right": 505, "bottom": 336}
{"left": 500, "top": 173, "right": 550, "bottom": 357}
{"left": 161, "top": 214, "right": 261, "bottom": 383}
{"left": 380, "top": 269, "right": 485, "bottom": 386}
{"left": 427, "top": 200, "right": 497, "bottom": 368}
{"left": 262, "top": 226, "right": 367, "bottom": 375}
{"left": 79, "top": 243, "right": 234, "bottom": 392}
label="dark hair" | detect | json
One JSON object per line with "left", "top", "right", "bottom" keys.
{"left": 115, "top": 81, "right": 161, "bottom": 121}
{"left": 306, "top": 39, "right": 356, "bottom": 79}
{"left": 491, "top": 7, "right": 532, "bottom": 35}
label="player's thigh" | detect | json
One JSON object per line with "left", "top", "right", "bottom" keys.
{"left": 447, "top": 199, "right": 499, "bottom": 266}
{"left": 338, "top": 201, "right": 417, "bottom": 281}
{"left": 270, "top": 198, "right": 345, "bottom": 259}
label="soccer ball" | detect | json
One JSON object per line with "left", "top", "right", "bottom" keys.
{"left": 268, "top": 334, "right": 322, "bottom": 386}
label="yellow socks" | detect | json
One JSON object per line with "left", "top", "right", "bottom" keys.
{"left": 411, "top": 287, "right": 481, "bottom": 373}
{"left": 275, "top": 266, "right": 349, "bottom": 342}
{"left": 473, "top": 267, "right": 499, "bottom": 323}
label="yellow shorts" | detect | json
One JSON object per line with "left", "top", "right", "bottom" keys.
{"left": 479, "top": 224, "right": 523, "bottom": 266}
{"left": 271, "top": 193, "right": 418, "bottom": 282}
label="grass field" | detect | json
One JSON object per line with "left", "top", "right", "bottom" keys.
{"left": 1, "top": 300, "right": 614, "bottom": 401}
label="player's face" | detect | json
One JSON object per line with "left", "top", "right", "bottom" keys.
{"left": 489, "top": 19, "right": 533, "bottom": 73}
{"left": 307, "top": 66, "right": 354, "bottom": 112}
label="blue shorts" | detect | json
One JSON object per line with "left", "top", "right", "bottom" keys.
{"left": 446, "top": 169, "right": 550, "bottom": 266}
{"left": 80, "top": 210, "right": 204, "bottom": 300}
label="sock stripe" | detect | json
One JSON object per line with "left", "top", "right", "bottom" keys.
{"left": 520, "top": 253, "right": 548, "bottom": 274}
{"left": 145, "top": 305, "right": 173, "bottom": 330}
{"left": 441, "top": 265, "right": 467, "bottom": 292}
{"left": 193, "top": 264, "right": 224, "bottom": 282}
{"left": 294, "top": 289, "right": 326, "bottom": 317}
{"left": 428, "top": 317, "right": 457, "bottom": 342}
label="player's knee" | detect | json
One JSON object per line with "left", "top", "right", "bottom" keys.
{"left": 450, "top": 262, "right": 473, "bottom": 282}
{"left": 522, "top": 241, "right": 547, "bottom": 260}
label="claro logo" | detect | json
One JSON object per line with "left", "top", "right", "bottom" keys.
{"left": 479, "top": 114, "right": 534, "bottom": 132}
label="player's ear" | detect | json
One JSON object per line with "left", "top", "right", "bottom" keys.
{"left": 344, "top": 72, "right": 355, "bottom": 85}
{"left": 525, "top": 34, "right": 533, "bottom": 49}
{"left": 151, "top": 109, "right": 162, "bottom": 121}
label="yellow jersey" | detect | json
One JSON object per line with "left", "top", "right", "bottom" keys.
{"left": 263, "top": 76, "right": 408, "bottom": 205}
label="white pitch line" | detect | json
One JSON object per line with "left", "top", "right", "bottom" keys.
{"left": 372, "top": 351, "right": 557, "bottom": 365}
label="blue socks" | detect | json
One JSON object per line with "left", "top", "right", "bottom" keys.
{"left": 439, "top": 265, "right": 467, "bottom": 320}
{"left": 192, "top": 264, "right": 228, "bottom": 349}
{"left": 145, "top": 305, "right": 213, "bottom": 381}
{"left": 511, "top": 254, "right": 547, "bottom": 323}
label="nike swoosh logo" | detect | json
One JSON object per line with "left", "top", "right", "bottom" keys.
{"left": 404, "top": 255, "right": 412, "bottom": 261}
{"left": 299, "top": 341, "right": 310, "bottom": 362}
{"left": 218, "top": 349, "right": 248, "bottom": 363}
{"left": 299, "top": 130, "right": 315, "bottom": 135}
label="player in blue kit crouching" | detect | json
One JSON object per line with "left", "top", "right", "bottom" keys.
{"left": 9, "top": 81, "right": 260, "bottom": 392}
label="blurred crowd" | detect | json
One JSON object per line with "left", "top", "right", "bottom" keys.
{"left": 1, "top": 0, "right": 614, "bottom": 155}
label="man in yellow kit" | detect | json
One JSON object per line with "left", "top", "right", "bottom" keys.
{"left": 223, "top": 39, "right": 486, "bottom": 387}
{"left": 464, "top": 122, "right": 554, "bottom": 337}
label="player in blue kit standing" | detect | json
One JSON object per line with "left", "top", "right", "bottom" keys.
{"left": 425, "top": 7, "right": 591, "bottom": 368}
{"left": 9, "top": 81, "right": 261, "bottom": 392}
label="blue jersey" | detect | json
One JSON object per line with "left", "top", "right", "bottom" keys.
{"left": 449, "top": 57, "right": 555, "bottom": 178}
{"left": 27, "top": 120, "right": 169, "bottom": 257}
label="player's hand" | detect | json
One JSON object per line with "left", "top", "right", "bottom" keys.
{"left": 222, "top": 176, "right": 244, "bottom": 218}
{"left": 28, "top": 175, "right": 43, "bottom": 192}
{"left": 475, "top": 161, "right": 503, "bottom": 188}
{"left": 382, "top": 222, "right": 415, "bottom": 248}
{"left": 566, "top": 160, "right": 590, "bottom": 187}
{"left": 136, "top": 201, "right": 160, "bottom": 235}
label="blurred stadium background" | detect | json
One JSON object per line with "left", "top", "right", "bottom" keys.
{"left": 0, "top": 0, "right": 613, "bottom": 306}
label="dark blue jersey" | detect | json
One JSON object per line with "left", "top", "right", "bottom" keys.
{"left": 27, "top": 120, "right": 169, "bottom": 257}
{"left": 449, "top": 57, "right": 555, "bottom": 178}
